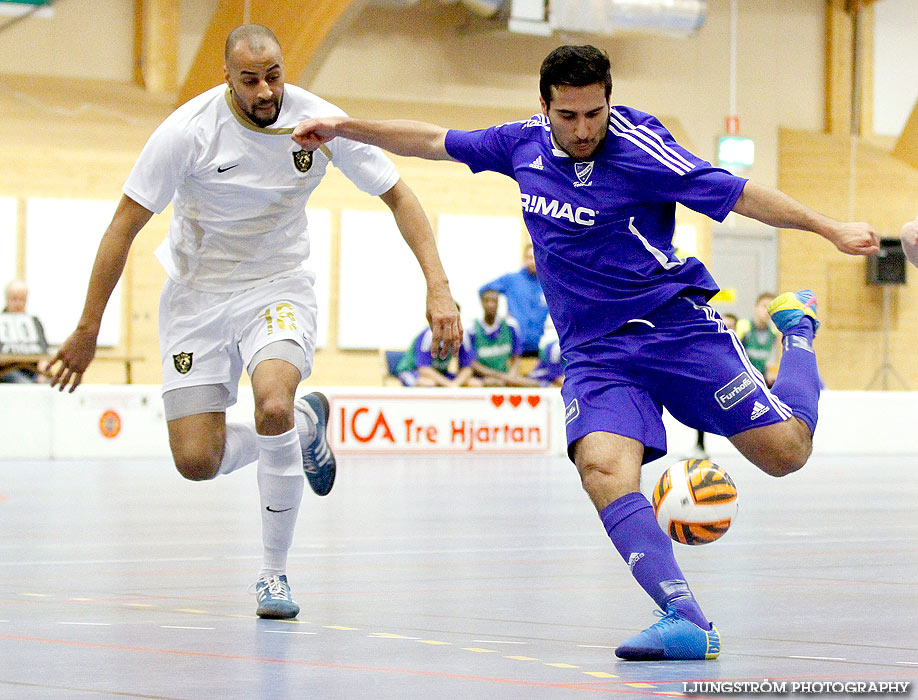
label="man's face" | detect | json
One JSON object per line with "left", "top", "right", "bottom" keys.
{"left": 754, "top": 296, "right": 774, "bottom": 327}
{"left": 224, "top": 41, "right": 285, "bottom": 127}
{"left": 481, "top": 291, "right": 500, "bottom": 320}
{"left": 5, "top": 283, "right": 26, "bottom": 312}
{"left": 540, "top": 82, "right": 610, "bottom": 160}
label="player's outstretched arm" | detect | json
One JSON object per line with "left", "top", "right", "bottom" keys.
{"left": 732, "top": 180, "right": 879, "bottom": 256}
{"left": 292, "top": 117, "right": 455, "bottom": 162}
{"left": 899, "top": 214, "right": 918, "bottom": 268}
{"left": 49, "top": 195, "right": 153, "bottom": 392}
{"left": 378, "top": 179, "right": 461, "bottom": 359}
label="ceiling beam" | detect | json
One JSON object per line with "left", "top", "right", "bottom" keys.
{"left": 178, "top": 0, "right": 367, "bottom": 107}
{"left": 133, "top": 0, "right": 179, "bottom": 95}
{"left": 824, "top": 0, "right": 874, "bottom": 137}
{"left": 892, "top": 101, "right": 918, "bottom": 169}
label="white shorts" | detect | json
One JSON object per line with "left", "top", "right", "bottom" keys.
{"left": 158, "top": 271, "right": 318, "bottom": 406}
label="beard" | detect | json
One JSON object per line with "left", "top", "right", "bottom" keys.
{"left": 245, "top": 96, "right": 281, "bottom": 127}
{"left": 551, "top": 122, "right": 607, "bottom": 160}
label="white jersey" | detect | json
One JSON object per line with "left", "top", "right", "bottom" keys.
{"left": 124, "top": 84, "right": 399, "bottom": 292}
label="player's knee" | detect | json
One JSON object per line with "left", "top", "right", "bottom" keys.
{"left": 173, "top": 451, "right": 221, "bottom": 481}
{"left": 577, "top": 460, "right": 617, "bottom": 498}
{"left": 254, "top": 395, "right": 293, "bottom": 433}
{"left": 760, "top": 441, "right": 810, "bottom": 477}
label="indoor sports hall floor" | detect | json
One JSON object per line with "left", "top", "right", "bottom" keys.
{"left": 0, "top": 452, "right": 915, "bottom": 699}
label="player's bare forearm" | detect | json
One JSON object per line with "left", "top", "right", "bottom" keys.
{"left": 732, "top": 181, "right": 879, "bottom": 256}
{"left": 472, "top": 361, "right": 503, "bottom": 381}
{"left": 293, "top": 117, "right": 453, "bottom": 161}
{"left": 49, "top": 195, "right": 152, "bottom": 392}
{"left": 419, "top": 366, "right": 452, "bottom": 387}
{"left": 379, "top": 180, "right": 461, "bottom": 358}
{"left": 452, "top": 366, "right": 475, "bottom": 388}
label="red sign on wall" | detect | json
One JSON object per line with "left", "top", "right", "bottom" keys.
{"left": 330, "top": 393, "right": 551, "bottom": 454}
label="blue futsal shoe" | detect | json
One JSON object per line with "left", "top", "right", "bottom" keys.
{"left": 768, "top": 289, "right": 820, "bottom": 334}
{"left": 295, "top": 391, "right": 336, "bottom": 496}
{"left": 615, "top": 610, "right": 721, "bottom": 661}
{"left": 255, "top": 574, "right": 300, "bottom": 619}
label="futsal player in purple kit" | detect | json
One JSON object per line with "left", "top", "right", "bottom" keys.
{"left": 292, "top": 45, "right": 879, "bottom": 660}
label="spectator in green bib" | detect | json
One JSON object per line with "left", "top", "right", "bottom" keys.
{"left": 736, "top": 292, "right": 779, "bottom": 386}
{"left": 468, "top": 289, "right": 525, "bottom": 387}
{"left": 395, "top": 321, "right": 478, "bottom": 388}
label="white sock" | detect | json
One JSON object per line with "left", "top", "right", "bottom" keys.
{"left": 256, "top": 427, "right": 304, "bottom": 578}
{"left": 217, "top": 423, "right": 259, "bottom": 476}
{"left": 294, "top": 400, "right": 318, "bottom": 447}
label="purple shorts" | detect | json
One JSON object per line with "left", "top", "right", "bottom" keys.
{"left": 560, "top": 294, "right": 793, "bottom": 463}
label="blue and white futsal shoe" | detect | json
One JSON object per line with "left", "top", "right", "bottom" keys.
{"left": 295, "top": 391, "right": 336, "bottom": 496}
{"left": 615, "top": 610, "right": 721, "bottom": 661}
{"left": 768, "top": 289, "right": 820, "bottom": 334}
{"left": 255, "top": 574, "right": 300, "bottom": 619}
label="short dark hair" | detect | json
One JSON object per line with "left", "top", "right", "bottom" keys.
{"left": 225, "top": 24, "right": 281, "bottom": 64}
{"left": 540, "top": 45, "right": 612, "bottom": 106}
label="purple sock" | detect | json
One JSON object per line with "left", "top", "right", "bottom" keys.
{"left": 770, "top": 318, "right": 820, "bottom": 435}
{"left": 599, "top": 492, "right": 709, "bottom": 629}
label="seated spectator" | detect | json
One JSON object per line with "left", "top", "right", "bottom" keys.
{"left": 736, "top": 292, "right": 778, "bottom": 385}
{"left": 1, "top": 279, "right": 49, "bottom": 384}
{"left": 479, "top": 243, "right": 548, "bottom": 356}
{"left": 721, "top": 312, "right": 738, "bottom": 332}
{"left": 468, "top": 289, "right": 524, "bottom": 387}
{"left": 395, "top": 325, "right": 479, "bottom": 388}
{"left": 527, "top": 314, "right": 564, "bottom": 388}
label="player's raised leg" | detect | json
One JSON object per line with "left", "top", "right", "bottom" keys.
{"left": 730, "top": 290, "right": 820, "bottom": 476}
{"left": 573, "top": 431, "right": 720, "bottom": 660}
{"left": 164, "top": 384, "right": 259, "bottom": 482}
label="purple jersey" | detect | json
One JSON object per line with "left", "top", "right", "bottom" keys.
{"left": 444, "top": 107, "right": 747, "bottom": 350}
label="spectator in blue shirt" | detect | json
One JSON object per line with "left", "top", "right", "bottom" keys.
{"left": 479, "top": 243, "right": 547, "bottom": 356}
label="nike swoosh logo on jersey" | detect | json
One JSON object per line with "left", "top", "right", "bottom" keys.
{"left": 265, "top": 506, "right": 293, "bottom": 513}
{"left": 217, "top": 163, "right": 240, "bottom": 173}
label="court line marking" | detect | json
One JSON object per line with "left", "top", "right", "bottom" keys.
{"left": 160, "top": 626, "right": 214, "bottom": 630}
{"left": 0, "top": 633, "right": 631, "bottom": 692}
{"left": 473, "top": 640, "right": 527, "bottom": 645}
{"left": 1, "top": 545, "right": 613, "bottom": 567}
{"left": 58, "top": 622, "right": 111, "bottom": 626}
{"left": 0, "top": 678, "right": 189, "bottom": 700}
{"left": 788, "top": 655, "right": 847, "bottom": 661}
{"left": 264, "top": 630, "right": 317, "bottom": 635}
{"left": 578, "top": 644, "right": 617, "bottom": 649}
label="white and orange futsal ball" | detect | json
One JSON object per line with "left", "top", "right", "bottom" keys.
{"left": 651, "top": 459, "right": 738, "bottom": 545}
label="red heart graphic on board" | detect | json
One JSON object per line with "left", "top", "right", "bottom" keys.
{"left": 509, "top": 395, "right": 522, "bottom": 407}
{"left": 491, "top": 395, "right": 504, "bottom": 407}
{"left": 527, "top": 395, "right": 541, "bottom": 407}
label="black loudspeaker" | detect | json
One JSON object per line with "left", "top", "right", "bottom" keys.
{"left": 866, "top": 238, "right": 907, "bottom": 285}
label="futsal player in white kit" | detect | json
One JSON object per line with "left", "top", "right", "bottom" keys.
{"left": 49, "top": 25, "right": 461, "bottom": 619}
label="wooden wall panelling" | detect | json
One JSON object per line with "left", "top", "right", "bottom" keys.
{"left": 779, "top": 127, "right": 918, "bottom": 390}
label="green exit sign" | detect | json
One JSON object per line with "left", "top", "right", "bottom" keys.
{"left": 0, "top": 1, "right": 54, "bottom": 16}
{"left": 717, "top": 135, "right": 755, "bottom": 170}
